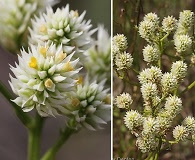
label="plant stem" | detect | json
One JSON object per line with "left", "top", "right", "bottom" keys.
{"left": 0, "top": 80, "right": 32, "bottom": 128}
{"left": 40, "top": 127, "right": 76, "bottom": 160}
{"left": 28, "top": 113, "right": 44, "bottom": 160}
{"left": 179, "top": 80, "right": 195, "bottom": 95}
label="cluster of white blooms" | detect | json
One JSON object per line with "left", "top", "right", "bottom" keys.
{"left": 84, "top": 26, "right": 111, "bottom": 83}
{"left": 115, "top": 51, "right": 133, "bottom": 70}
{"left": 173, "top": 116, "right": 195, "bottom": 142}
{"left": 138, "top": 11, "right": 194, "bottom": 55}
{"left": 174, "top": 34, "right": 192, "bottom": 53}
{"left": 112, "top": 34, "right": 133, "bottom": 71}
{"left": 162, "top": 16, "right": 177, "bottom": 33}
{"left": 138, "top": 66, "right": 162, "bottom": 85}
{"left": 177, "top": 10, "right": 194, "bottom": 32}
{"left": 136, "top": 135, "right": 158, "bottom": 153}
{"left": 112, "top": 34, "right": 128, "bottom": 52}
{"left": 171, "top": 61, "right": 187, "bottom": 81}
{"left": 7, "top": 3, "right": 111, "bottom": 131}
{"left": 142, "top": 45, "right": 160, "bottom": 63}
{"left": 0, "top": 0, "right": 56, "bottom": 53}
{"left": 29, "top": 5, "right": 96, "bottom": 57}
{"left": 66, "top": 78, "right": 110, "bottom": 130}
{"left": 173, "top": 125, "right": 189, "bottom": 141}
{"left": 161, "top": 72, "right": 178, "bottom": 95}
{"left": 118, "top": 10, "right": 195, "bottom": 154}
{"left": 124, "top": 110, "right": 143, "bottom": 131}
{"left": 174, "top": 10, "right": 194, "bottom": 53}
{"left": 9, "top": 44, "right": 81, "bottom": 116}
{"left": 138, "top": 13, "right": 159, "bottom": 42}
{"left": 114, "top": 92, "right": 133, "bottom": 109}
{"left": 164, "top": 96, "right": 182, "bottom": 117}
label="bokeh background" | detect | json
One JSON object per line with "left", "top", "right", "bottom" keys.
{"left": 0, "top": 0, "right": 111, "bottom": 160}
{"left": 113, "top": 0, "right": 195, "bottom": 160}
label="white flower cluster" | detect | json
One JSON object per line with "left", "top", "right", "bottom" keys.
{"left": 138, "top": 13, "right": 159, "bottom": 42}
{"left": 162, "top": 16, "right": 177, "bottom": 33}
{"left": 115, "top": 51, "right": 133, "bottom": 70}
{"left": 114, "top": 92, "right": 133, "bottom": 109}
{"left": 120, "top": 61, "right": 188, "bottom": 152}
{"left": 118, "top": 10, "right": 195, "bottom": 154}
{"left": 9, "top": 44, "right": 80, "bottom": 116}
{"left": 7, "top": 3, "right": 111, "bottom": 131}
{"left": 138, "top": 11, "right": 194, "bottom": 55}
{"left": 171, "top": 60, "right": 187, "bottom": 81}
{"left": 173, "top": 116, "right": 195, "bottom": 142}
{"left": 29, "top": 5, "right": 96, "bottom": 57}
{"left": 0, "top": 0, "right": 56, "bottom": 52}
{"left": 66, "top": 78, "right": 110, "bottom": 130}
{"left": 84, "top": 26, "right": 111, "bottom": 83}
{"left": 112, "top": 34, "right": 133, "bottom": 71}
{"left": 112, "top": 34, "right": 128, "bottom": 53}
{"left": 174, "top": 10, "right": 194, "bottom": 53}
{"left": 174, "top": 34, "right": 192, "bottom": 53}
{"left": 142, "top": 45, "right": 160, "bottom": 63}
{"left": 124, "top": 110, "right": 143, "bottom": 131}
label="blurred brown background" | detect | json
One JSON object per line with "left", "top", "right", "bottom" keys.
{"left": 0, "top": 0, "right": 111, "bottom": 160}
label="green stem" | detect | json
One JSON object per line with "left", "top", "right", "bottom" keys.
{"left": 160, "top": 33, "right": 169, "bottom": 42}
{"left": 40, "top": 127, "right": 76, "bottom": 160}
{"left": 154, "top": 138, "right": 162, "bottom": 160}
{"left": 28, "top": 113, "right": 44, "bottom": 160}
{"left": 0, "top": 80, "right": 32, "bottom": 128}
{"left": 179, "top": 80, "right": 195, "bottom": 95}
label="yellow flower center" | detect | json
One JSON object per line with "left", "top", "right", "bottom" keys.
{"left": 29, "top": 57, "right": 37, "bottom": 69}
{"left": 73, "top": 10, "right": 79, "bottom": 17}
{"left": 39, "top": 24, "right": 47, "bottom": 33}
{"left": 39, "top": 46, "right": 47, "bottom": 57}
{"left": 44, "top": 79, "right": 53, "bottom": 88}
{"left": 56, "top": 51, "right": 67, "bottom": 62}
{"left": 63, "top": 61, "right": 74, "bottom": 72}
{"left": 71, "top": 98, "right": 80, "bottom": 107}
{"left": 76, "top": 76, "right": 83, "bottom": 85}
{"left": 104, "top": 95, "right": 111, "bottom": 104}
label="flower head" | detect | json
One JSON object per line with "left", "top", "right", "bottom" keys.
{"left": 178, "top": 10, "right": 194, "bottom": 29}
{"left": 174, "top": 34, "right": 192, "bottom": 53}
{"left": 142, "top": 117, "right": 159, "bottom": 135}
{"left": 138, "top": 66, "right": 162, "bottom": 85}
{"left": 162, "top": 15, "right": 177, "bottom": 33}
{"left": 9, "top": 44, "right": 80, "bottom": 117}
{"left": 140, "top": 82, "right": 158, "bottom": 102}
{"left": 138, "top": 13, "right": 159, "bottom": 42}
{"left": 136, "top": 135, "right": 158, "bottom": 153}
{"left": 115, "top": 51, "right": 133, "bottom": 70}
{"left": 142, "top": 45, "right": 160, "bottom": 63}
{"left": 29, "top": 5, "right": 96, "bottom": 57}
{"left": 112, "top": 34, "right": 128, "bottom": 52}
{"left": 171, "top": 61, "right": 187, "bottom": 81}
{"left": 0, "top": 0, "right": 56, "bottom": 53}
{"left": 173, "top": 125, "right": 189, "bottom": 141}
{"left": 164, "top": 96, "right": 182, "bottom": 117}
{"left": 114, "top": 92, "right": 133, "bottom": 109}
{"left": 66, "top": 78, "right": 110, "bottom": 130}
{"left": 84, "top": 26, "right": 111, "bottom": 83}
{"left": 182, "top": 116, "right": 195, "bottom": 133}
{"left": 124, "top": 110, "right": 143, "bottom": 131}
{"left": 161, "top": 73, "right": 178, "bottom": 95}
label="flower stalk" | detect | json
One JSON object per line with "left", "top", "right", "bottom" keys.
{"left": 28, "top": 113, "right": 44, "bottom": 160}
{"left": 0, "top": 80, "right": 32, "bottom": 128}
{"left": 41, "top": 126, "right": 76, "bottom": 160}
